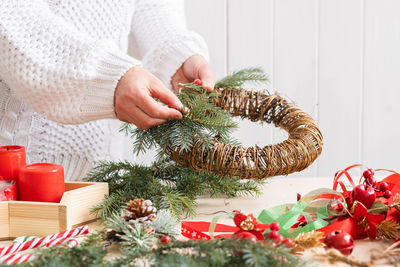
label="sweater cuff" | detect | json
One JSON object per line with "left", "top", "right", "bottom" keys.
{"left": 142, "top": 32, "right": 209, "bottom": 89}
{"left": 80, "top": 50, "right": 140, "bottom": 121}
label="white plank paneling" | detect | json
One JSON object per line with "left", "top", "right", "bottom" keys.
{"left": 228, "top": 0, "right": 274, "bottom": 147}
{"left": 363, "top": 0, "right": 400, "bottom": 170}
{"left": 317, "top": 0, "right": 364, "bottom": 177}
{"left": 184, "top": 0, "right": 228, "bottom": 79}
{"left": 273, "top": 0, "right": 319, "bottom": 177}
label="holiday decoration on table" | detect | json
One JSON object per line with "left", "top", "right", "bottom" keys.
{"left": 0, "top": 180, "right": 17, "bottom": 201}
{"left": 18, "top": 163, "right": 65, "bottom": 202}
{"left": 15, "top": 163, "right": 400, "bottom": 266}
{"left": 122, "top": 199, "right": 157, "bottom": 225}
{"left": 255, "top": 164, "right": 400, "bottom": 245}
{"left": 124, "top": 68, "right": 323, "bottom": 179}
{"left": 0, "top": 146, "right": 26, "bottom": 201}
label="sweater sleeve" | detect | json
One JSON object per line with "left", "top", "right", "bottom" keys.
{"left": 131, "top": 0, "right": 209, "bottom": 88}
{"left": 0, "top": 1, "right": 140, "bottom": 124}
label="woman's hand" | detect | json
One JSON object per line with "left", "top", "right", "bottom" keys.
{"left": 172, "top": 55, "right": 215, "bottom": 92}
{"left": 115, "top": 66, "right": 183, "bottom": 130}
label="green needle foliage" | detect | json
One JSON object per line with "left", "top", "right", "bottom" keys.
{"left": 124, "top": 67, "right": 269, "bottom": 159}
{"left": 86, "top": 157, "right": 265, "bottom": 221}
{"left": 22, "top": 236, "right": 300, "bottom": 267}
{"left": 215, "top": 67, "right": 269, "bottom": 89}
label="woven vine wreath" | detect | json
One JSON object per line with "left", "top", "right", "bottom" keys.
{"left": 128, "top": 68, "right": 323, "bottom": 179}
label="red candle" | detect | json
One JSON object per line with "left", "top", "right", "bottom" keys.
{"left": 0, "top": 146, "right": 26, "bottom": 183}
{"left": 19, "top": 163, "right": 65, "bottom": 202}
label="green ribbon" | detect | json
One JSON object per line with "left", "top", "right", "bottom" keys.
{"left": 256, "top": 188, "right": 345, "bottom": 238}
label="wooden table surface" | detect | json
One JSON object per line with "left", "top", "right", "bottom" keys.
{"left": 0, "top": 177, "right": 394, "bottom": 266}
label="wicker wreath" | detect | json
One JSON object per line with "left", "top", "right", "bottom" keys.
{"left": 170, "top": 88, "right": 323, "bottom": 179}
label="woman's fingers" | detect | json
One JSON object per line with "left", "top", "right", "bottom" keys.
{"left": 115, "top": 66, "right": 183, "bottom": 129}
{"left": 138, "top": 92, "right": 182, "bottom": 120}
{"left": 198, "top": 63, "right": 215, "bottom": 92}
{"left": 120, "top": 104, "right": 167, "bottom": 130}
{"left": 149, "top": 80, "right": 183, "bottom": 112}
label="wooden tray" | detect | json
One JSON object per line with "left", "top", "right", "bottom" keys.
{"left": 0, "top": 182, "right": 108, "bottom": 240}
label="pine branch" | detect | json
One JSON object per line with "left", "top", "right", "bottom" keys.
{"left": 118, "top": 238, "right": 300, "bottom": 267}
{"left": 86, "top": 157, "right": 264, "bottom": 221}
{"left": 215, "top": 67, "right": 269, "bottom": 89}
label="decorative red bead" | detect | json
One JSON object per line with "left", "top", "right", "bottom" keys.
{"left": 160, "top": 235, "right": 171, "bottom": 244}
{"left": 233, "top": 231, "right": 257, "bottom": 242}
{"left": 324, "top": 230, "right": 354, "bottom": 255}
{"left": 270, "top": 222, "right": 281, "bottom": 231}
{"left": 351, "top": 184, "right": 376, "bottom": 209}
{"left": 379, "top": 182, "right": 389, "bottom": 192}
{"left": 194, "top": 79, "right": 202, "bottom": 85}
{"left": 384, "top": 190, "right": 392, "bottom": 199}
{"left": 283, "top": 238, "right": 294, "bottom": 248}
{"left": 268, "top": 230, "right": 280, "bottom": 240}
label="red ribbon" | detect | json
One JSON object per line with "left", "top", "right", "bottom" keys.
{"left": 318, "top": 170, "right": 400, "bottom": 239}
{"left": 181, "top": 220, "right": 270, "bottom": 240}
{"left": 181, "top": 221, "right": 238, "bottom": 240}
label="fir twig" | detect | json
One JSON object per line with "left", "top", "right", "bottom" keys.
{"left": 215, "top": 67, "right": 269, "bottom": 89}
{"left": 86, "top": 157, "right": 264, "bottom": 221}
{"left": 376, "top": 219, "right": 400, "bottom": 239}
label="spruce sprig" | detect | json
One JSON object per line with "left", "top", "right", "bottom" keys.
{"left": 116, "top": 238, "right": 300, "bottom": 267}
{"left": 86, "top": 158, "right": 265, "bottom": 221}
{"left": 22, "top": 236, "right": 300, "bottom": 267}
{"left": 215, "top": 67, "right": 269, "bottom": 89}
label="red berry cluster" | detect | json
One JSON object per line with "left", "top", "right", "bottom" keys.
{"left": 232, "top": 211, "right": 293, "bottom": 247}
{"left": 267, "top": 222, "right": 293, "bottom": 247}
{"left": 363, "top": 169, "right": 391, "bottom": 199}
{"left": 160, "top": 235, "right": 171, "bottom": 244}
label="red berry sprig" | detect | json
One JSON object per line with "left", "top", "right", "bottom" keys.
{"left": 361, "top": 168, "right": 392, "bottom": 200}
{"left": 160, "top": 235, "right": 171, "bottom": 244}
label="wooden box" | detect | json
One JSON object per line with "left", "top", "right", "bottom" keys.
{"left": 0, "top": 182, "right": 108, "bottom": 240}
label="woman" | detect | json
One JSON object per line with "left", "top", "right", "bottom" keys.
{"left": 0, "top": 0, "right": 215, "bottom": 180}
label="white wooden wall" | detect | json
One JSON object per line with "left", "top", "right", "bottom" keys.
{"left": 126, "top": 0, "right": 400, "bottom": 178}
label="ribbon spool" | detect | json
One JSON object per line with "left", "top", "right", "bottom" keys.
{"left": 170, "top": 88, "right": 323, "bottom": 179}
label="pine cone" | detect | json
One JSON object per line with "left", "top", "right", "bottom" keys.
{"left": 122, "top": 199, "right": 157, "bottom": 224}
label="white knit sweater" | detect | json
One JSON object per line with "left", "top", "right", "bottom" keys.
{"left": 0, "top": 0, "right": 208, "bottom": 180}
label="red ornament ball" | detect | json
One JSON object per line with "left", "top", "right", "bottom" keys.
{"left": 268, "top": 230, "right": 280, "bottom": 240}
{"left": 324, "top": 230, "right": 354, "bottom": 255}
{"left": 160, "top": 235, "right": 171, "bottom": 244}
{"left": 270, "top": 222, "right": 281, "bottom": 231}
{"left": 351, "top": 184, "right": 376, "bottom": 209}
{"left": 379, "top": 182, "right": 389, "bottom": 192}
{"left": 283, "top": 238, "right": 294, "bottom": 248}
{"left": 384, "top": 190, "right": 392, "bottom": 199}
{"left": 233, "top": 231, "right": 257, "bottom": 242}
{"left": 194, "top": 79, "right": 202, "bottom": 85}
